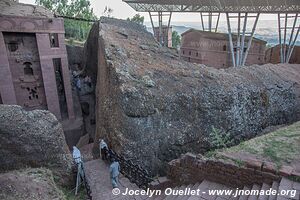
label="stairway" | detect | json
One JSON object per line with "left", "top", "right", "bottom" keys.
{"left": 149, "top": 178, "right": 300, "bottom": 200}
{"left": 84, "top": 159, "right": 300, "bottom": 200}
{"left": 84, "top": 159, "right": 146, "bottom": 200}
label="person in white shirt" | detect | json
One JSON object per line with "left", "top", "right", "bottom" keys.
{"left": 99, "top": 139, "right": 108, "bottom": 160}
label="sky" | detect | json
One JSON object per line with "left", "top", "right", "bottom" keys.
{"left": 20, "top": 0, "right": 277, "bottom": 23}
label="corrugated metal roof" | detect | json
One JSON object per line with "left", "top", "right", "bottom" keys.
{"left": 123, "top": 0, "right": 300, "bottom": 13}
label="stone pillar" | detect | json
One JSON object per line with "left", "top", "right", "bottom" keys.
{"left": 0, "top": 32, "right": 17, "bottom": 104}
{"left": 59, "top": 33, "right": 75, "bottom": 119}
{"left": 36, "top": 33, "right": 62, "bottom": 119}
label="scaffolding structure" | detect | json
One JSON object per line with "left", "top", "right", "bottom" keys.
{"left": 278, "top": 13, "right": 300, "bottom": 63}
{"left": 123, "top": 0, "right": 300, "bottom": 66}
{"left": 149, "top": 11, "right": 172, "bottom": 46}
{"left": 200, "top": 12, "right": 220, "bottom": 32}
{"left": 123, "top": 0, "right": 300, "bottom": 13}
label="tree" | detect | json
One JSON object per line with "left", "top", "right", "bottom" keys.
{"left": 102, "top": 6, "right": 113, "bottom": 18}
{"left": 172, "top": 31, "right": 181, "bottom": 49}
{"left": 127, "top": 14, "right": 144, "bottom": 25}
{"left": 36, "top": 0, "right": 97, "bottom": 19}
{"left": 36, "top": 0, "right": 97, "bottom": 41}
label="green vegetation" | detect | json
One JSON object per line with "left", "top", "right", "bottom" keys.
{"left": 127, "top": 14, "right": 145, "bottom": 25}
{"left": 205, "top": 149, "right": 217, "bottom": 158}
{"left": 234, "top": 159, "right": 245, "bottom": 167}
{"left": 36, "top": 0, "right": 98, "bottom": 41}
{"left": 208, "top": 126, "right": 234, "bottom": 149}
{"left": 222, "top": 121, "right": 300, "bottom": 168}
{"left": 172, "top": 31, "right": 181, "bottom": 48}
{"left": 62, "top": 187, "right": 87, "bottom": 200}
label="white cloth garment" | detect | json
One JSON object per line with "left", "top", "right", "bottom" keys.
{"left": 99, "top": 139, "right": 108, "bottom": 150}
{"left": 72, "top": 146, "right": 82, "bottom": 164}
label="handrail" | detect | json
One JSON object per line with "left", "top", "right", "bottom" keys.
{"left": 73, "top": 160, "right": 92, "bottom": 199}
{"left": 81, "top": 162, "right": 92, "bottom": 199}
{"left": 109, "top": 149, "right": 153, "bottom": 189}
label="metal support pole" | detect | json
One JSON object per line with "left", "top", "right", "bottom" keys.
{"left": 278, "top": 14, "right": 284, "bottom": 63}
{"left": 236, "top": 13, "right": 241, "bottom": 66}
{"left": 283, "top": 13, "right": 288, "bottom": 62}
{"left": 209, "top": 12, "right": 212, "bottom": 32}
{"left": 287, "top": 25, "right": 300, "bottom": 62}
{"left": 75, "top": 162, "right": 84, "bottom": 195}
{"left": 200, "top": 12, "right": 205, "bottom": 31}
{"left": 149, "top": 12, "right": 155, "bottom": 35}
{"left": 240, "top": 13, "right": 248, "bottom": 65}
{"left": 226, "top": 13, "right": 236, "bottom": 67}
{"left": 215, "top": 13, "right": 220, "bottom": 32}
{"left": 167, "top": 12, "right": 172, "bottom": 30}
{"left": 242, "top": 13, "right": 260, "bottom": 66}
{"left": 286, "top": 14, "right": 299, "bottom": 63}
{"left": 158, "top": 12, "right": 163, "bottom": 46}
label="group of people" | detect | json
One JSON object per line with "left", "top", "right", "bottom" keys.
{"left": 72, "top": 141, "right": 121, "bottom": 189}
{"left": 99, "top": 139, "right": 120, "bottom": 188}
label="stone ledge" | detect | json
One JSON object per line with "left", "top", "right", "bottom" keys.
{"left": 166, "top": 153, "right": 283, "bottom": 188}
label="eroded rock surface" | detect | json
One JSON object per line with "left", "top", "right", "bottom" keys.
{"left": 0, "top": 0, "right": 54, "bottom": 18}
{"left": 0, "top": 105, "right": 73, "bottom": 185}
{"left": 0, "top": 168, "right": 65, "bottom": 200}
{"left": 87, "top": 17, "right": 300, "bottom": 175}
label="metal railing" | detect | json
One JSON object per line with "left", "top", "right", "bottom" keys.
{"left": 73, "top": 161, "right": 92, "bottom": 199}
{"left": 109, "top": 149, "right": 153, "bottom": 189}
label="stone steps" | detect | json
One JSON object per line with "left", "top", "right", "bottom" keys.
{"left": 84, "top": 159, "right": 300, "bottom": 200}
{"left": 145, "top": 178, "right": 300, "bottom": 200}
{"left": 85, "top": 159, "right": 145, "bottom": 200}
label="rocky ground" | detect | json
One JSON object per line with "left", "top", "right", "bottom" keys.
{"left": 0, "top": 168, "right": 65, "bottom": 200}
{"left": 0, "top": 105, "right": 84, "bottom": 199}
{"left": 219, "top": 121, "right": 300, "bottom": 174}
{"left": 85, "top": 17, "right": 300, "bottom": 175}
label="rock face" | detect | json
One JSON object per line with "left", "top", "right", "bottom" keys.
{"left": 0, "top": 0, "right": 54, "bottom": 18}
{"left": 0, "top": 168, "right": 65, "bottom": 200}
{"left": 66, "top": 44, "right": 84, "bottom": 70}
{"left": 86, "top": 17, "right": 300, "bottom": 175}
{"left": 0, "top": 105, "right": 73, "bottom": 185}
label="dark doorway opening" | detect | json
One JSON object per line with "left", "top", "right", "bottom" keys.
{"left": 23, "top": 62, "right": 34, "bottom": 75}
{"left": 53, "top": 58, "right": 68, "bottom": 119}
{"left": 0, "top": 93, "right": 3, "bottom": 104}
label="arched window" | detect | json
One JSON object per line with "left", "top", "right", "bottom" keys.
{"left": 23, "top": 62, "right": 33, "bottom": 75}
{"left": 223, "top": 45, "right": 227, "bottom": 51}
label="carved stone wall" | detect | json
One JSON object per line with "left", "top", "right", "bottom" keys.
{"left": 0, "top": 14, "right": 75, "bottom": 120}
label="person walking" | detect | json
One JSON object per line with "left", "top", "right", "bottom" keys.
{"left": 99, "top": 139, "right": 109, "bottom": 160}
{"left": 72, "top": 146, "right": 84, "bottom": 195}
{"left": 109, "top": 158, "right": 120, "bottom": 188}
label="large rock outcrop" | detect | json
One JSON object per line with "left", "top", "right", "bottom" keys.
{"left": 0, "top": 0, "right": 54, "bottom": 18}
{"left": 0, "top": 105, "right": 73, "bottom": 185}
{"left": 86, "top": 17, "right": 300, "bottom": 175}
{"left": 0, "top": 168, "right": 65, "bottom": 200}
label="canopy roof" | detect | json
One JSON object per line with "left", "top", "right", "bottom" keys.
{"left": 123, "top": 0, "right": 300, "bottom": 13}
